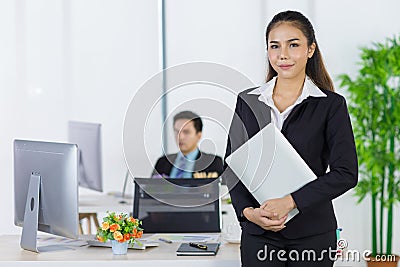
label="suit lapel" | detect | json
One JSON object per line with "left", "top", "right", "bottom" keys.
{"left": 241, "top": 93, "right": 271, "bottom": 131}
{"left": 193, "top": 151, "right": 208, "bottom": 174}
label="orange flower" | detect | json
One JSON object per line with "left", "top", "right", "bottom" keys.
{"left": 109, "top": 223, "right": 120, "bottom": 232}
{"left": 113, "top": 231, "right": 124, "bottom": 242}
{"left": 96, "top": 212, "right": 142, "bottom": 244}
{"left": 131, "top": 230, "right": 142, "bottom": 239}
{"left": 137, "top": 231, "right": 143, "bottom": 238}
{"left": 124, "top": 233, "right": 130, "bottom": 241}
{"left": 101, "top": 222, "right": 109, "bottom": 231}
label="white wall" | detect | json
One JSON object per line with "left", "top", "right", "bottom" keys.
{"left": 163, "top": 0, "right": 267, "bottom": 157}
{"left": 67, "top": 0, "right": 160, "bottom": 193}
{"left": 1, "top": 0, "right": 70, "bottom": 236}
{"left": 0, "top": 0, "right": 160, "bottom": 234}
{"left": 0, "top": 0, "right": 399, "bottom": 261}
{"left": 0, "top": 0, "right": 18, "bottom": 237}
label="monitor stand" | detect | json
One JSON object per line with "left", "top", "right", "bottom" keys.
{"left": 20, "top": 173, "right": 74, "bottom": 253}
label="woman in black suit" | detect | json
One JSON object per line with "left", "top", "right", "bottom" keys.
{"left": 224, "top": 11, "right": 358, "bottom": 267}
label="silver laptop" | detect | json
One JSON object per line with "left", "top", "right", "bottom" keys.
{"left": 226, "top": 123, "right": 316, "bottom": 221}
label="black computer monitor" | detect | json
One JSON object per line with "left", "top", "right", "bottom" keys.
{"left": 133, "top": 178, "right": 221, "bottom": 233}
{"left": 14, "top": 140, "right": 79, "bottom": 253}
{"left": 68, "top": 121, "right": 103, "bottom": 192}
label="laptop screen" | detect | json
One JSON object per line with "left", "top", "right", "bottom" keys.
{"left": 133, "top": 178, "right": 221, "bottom": 233}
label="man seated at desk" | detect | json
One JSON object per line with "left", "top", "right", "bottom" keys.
{"left": 152, "top": 111, "right": 223, "bottom": 178}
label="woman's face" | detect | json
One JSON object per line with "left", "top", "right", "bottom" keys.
{"left": 267, "top": 22, "right": 315, "bottom": 81}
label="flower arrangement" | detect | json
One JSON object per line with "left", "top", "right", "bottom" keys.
{"left": 96, "top": 211, "right": 143, "bottom": 245}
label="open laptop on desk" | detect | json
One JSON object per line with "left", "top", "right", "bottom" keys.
{"left": 133, "top": 178, "right": 221, "bottom": 233}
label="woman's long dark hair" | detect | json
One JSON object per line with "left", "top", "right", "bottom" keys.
{"left": 265, "top": 11, "right": 334, "bottom": 92}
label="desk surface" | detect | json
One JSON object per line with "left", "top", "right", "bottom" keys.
{"left": 72, "top": 193, "right": 357, "bottom": 267}
{"left": 1, "top": 234, "right": 362, "bottom": 267}
{"left": 0, "top": 235, "right": 240, "bottom": 267}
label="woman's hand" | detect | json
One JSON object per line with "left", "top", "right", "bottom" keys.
{"left": 243, "top": 207, "right": 288, "bottom": 232}
{"left": 261, "top": 195, "right": 296, "bottom": 219}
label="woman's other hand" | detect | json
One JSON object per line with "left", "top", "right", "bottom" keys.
{"left": 261, "top": 195, "right": 297, "bottom": 219}
{"left": 243, "top": 207, "right": 288, "bottom": 232}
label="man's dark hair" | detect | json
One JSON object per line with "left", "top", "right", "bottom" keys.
{"left": 173, "top": 111, "right": 203, "bottom": 133}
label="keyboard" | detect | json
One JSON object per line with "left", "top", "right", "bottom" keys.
{"left": 86, "top": 239, "right": 159, "bottom": 250}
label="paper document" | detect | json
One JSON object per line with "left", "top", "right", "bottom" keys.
{"left": 225, "top": 123, "right": 316, "bottom": 221}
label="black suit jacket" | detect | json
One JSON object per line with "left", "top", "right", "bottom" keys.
{"left": 223, "top": 87, "right": 358, "bottom": 239}
{"left": 152, "top": 151, "right": 224, "bottom": 178}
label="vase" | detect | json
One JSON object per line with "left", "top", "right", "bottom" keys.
{"left": 111, "top": 240, "right": 129, "bottom": 255}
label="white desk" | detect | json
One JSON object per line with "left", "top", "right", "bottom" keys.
{"left": 0, "top": 235, "right": 362, "bottom": 266}
{"left": 0, "top": 235, "right": 240, "bottom": 267}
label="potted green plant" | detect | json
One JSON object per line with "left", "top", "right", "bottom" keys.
{"left": 339, "top": 36, "right": 400, "bottom": 266}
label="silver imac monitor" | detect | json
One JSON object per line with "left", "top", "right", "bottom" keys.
{"left": 68, "top": 121, "right": 103, "bottom": 192}
{"left": 14, "top": 140, "right": 79, "bottom": 253}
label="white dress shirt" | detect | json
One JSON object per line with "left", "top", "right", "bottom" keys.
{"left": 248, "top": 76, "right": 327, "bottom": 130}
